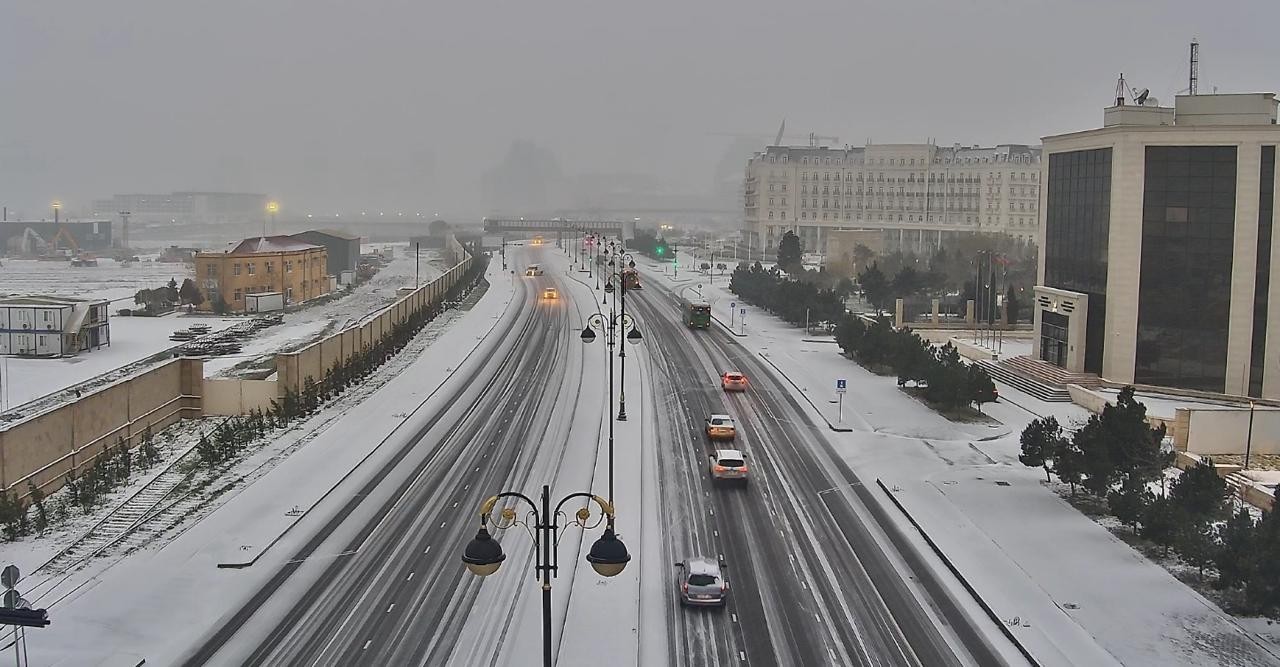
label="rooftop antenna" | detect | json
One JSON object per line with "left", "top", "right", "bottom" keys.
{"left": 773, "top": 119, "right": 785, "bottom": 147}
{"left": 1189, "top": 39, "right": 1199, "bottom": 96}
{"left": 1115, "top": 73, "right": 1129, "bottom": 106}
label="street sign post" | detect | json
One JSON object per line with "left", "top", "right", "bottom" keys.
{"left": 1, "top": 566, "right": 17, "bottom": 591}
{"left": 836, "top": 379, "right": 847, "bottom": 422}
{"left": 730, "top": 302, "right": 736, "bottom": 326}
{"left": 739, "top": 308, "right": 747, "bottom": 335}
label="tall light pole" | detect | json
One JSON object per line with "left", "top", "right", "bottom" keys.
{"left": 462, "top": 486, "right": 629, "bottom": 667}
{"left": 582, "top": 309, "right": 641, "bottom": 502}
{"left": 51, "top": 201, "right": 61, "bottom": 225}
{"left": 266, "top": 201, "right": 280, "bottom": 237}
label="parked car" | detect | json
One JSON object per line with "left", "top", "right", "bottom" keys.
{"left": 677, "top": 556, "right": 728, "bottom": 607}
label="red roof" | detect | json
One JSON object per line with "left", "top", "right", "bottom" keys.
{"left": 228, "top": 236, "right": 323, "bottom": 255}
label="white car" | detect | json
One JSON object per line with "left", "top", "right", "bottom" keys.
{"left": 709, "top": 449, "right": 748, "bottom": 484}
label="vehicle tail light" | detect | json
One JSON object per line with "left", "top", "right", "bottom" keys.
{"left": 713, "top": 465, "right": 726, "bottom": 472}
{"left": 682, "top": 582, "right": 688, "bottom": 594}
{"left": 721, "top": 581, "right": 728, "bottom": 592}
{"left": 739, "top": 465, "right": 748, "bottom": 473}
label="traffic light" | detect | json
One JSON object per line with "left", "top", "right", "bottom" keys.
{"left": 655, "top": 245, "right": 665, "bottom": 256}
{"left": 0, "top": 608, "right": 49, "bottom": 627}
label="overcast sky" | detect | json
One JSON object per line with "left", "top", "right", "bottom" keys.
{"left": 2, "top": 0, "right": 1277, "bottom": 218}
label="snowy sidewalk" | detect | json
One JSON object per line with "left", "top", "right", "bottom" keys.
{"left": 883, "top": 467, "right": 1280, "bottom": 666}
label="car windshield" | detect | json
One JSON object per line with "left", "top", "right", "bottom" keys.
{"left": 719, "top": 458, "right": 744, "bottom": 468}
{"left": 688, "top": 574, "right": 718, "bottom": 586}
{"left": 711, "top": 418, "right": 730, "bottom": 426}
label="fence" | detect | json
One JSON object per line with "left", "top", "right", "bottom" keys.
{"left": 0, "top": 358, "right": 204, "bottom": 499}
{"left": 275, "top": 234, "right": 474, "bottom": 397}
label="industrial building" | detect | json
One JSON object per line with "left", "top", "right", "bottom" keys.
{"left": 0, "top": 220, "right": 113, "bottom": 254}
{"left": 1032, "top": 90, "right": 1280, "bottom": 397}
{"left": 743, "top": 141, "right": 1041, "bottom": 256}
{"left": 290, "top": 229, "right": 362, "bottom": 277}
{"left": 194, "top": 236, "right": 330, "bottom": 313}
{"left": 0, "top": 296, "right": 111, "bottom": 357}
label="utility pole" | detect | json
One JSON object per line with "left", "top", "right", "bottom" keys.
{"left": 118, "top": 211, "right": 131, "bottom": 249}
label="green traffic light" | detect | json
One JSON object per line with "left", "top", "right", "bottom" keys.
{"left": 656, "top": 246, "right": 665, "bottom": 256}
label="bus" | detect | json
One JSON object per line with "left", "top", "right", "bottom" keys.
{"left": 681, "top": 298, "right": 711, "bottom": 329}
{"left": 621, "top": 267, "right": 642, "bottom": 290}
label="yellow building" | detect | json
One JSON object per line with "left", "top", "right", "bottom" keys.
{"left": 195, "top": 236, "right": 329, "bottom": 312}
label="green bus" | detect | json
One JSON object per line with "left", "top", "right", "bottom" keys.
{"left": 681, "top": 298, "right": 711, "bottom": 329}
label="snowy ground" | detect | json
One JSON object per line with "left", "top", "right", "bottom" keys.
{"left": 0, "top": 257, "right": 192, "bottom": 305}
{"left": 20, "top": 258, "right": 508, "bottom": 664}
{"left": 634, "top": 255, "right": 1280, "bottom": 666}
{"left": 0, "top": 248, "right": 446, "bottom": 416}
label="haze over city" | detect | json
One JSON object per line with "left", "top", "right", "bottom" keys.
{"left": 3, "top": 0, "right": 1278, "bottom": 217}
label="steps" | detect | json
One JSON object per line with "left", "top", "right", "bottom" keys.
{"left": 1002, "top": 355, "right": 1102, "bottom": 389}
{"left": 976, "top": 360, "right": 1071, "bottom": 402}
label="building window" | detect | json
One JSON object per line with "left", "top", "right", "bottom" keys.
{"left": 1250, "top": 146, "right": 1277, "bottom": 397}
{"left": 1135, "top": 145, "right": 1237, "bottom": 391}
{"left": 233, "top": 289, "right": 243, "bottom": 301}
{"left": 266, "top": 261, "right": 274, "bottom": 274}
{"left": 768, "top": 211, "right": 774, "bottom": 219}
{"left": 1044, "top": 147, "right": 1112, "bottom": 373}
{"left": 206, "top": 264, "right": 217, "bottom": 277}
{"left": 247, "top": 262, "right": 256, "bottom": 275}
{"left": 287, "top": 287, "right": 294, "bottom": 301}
{"left": 232, "top": 263, "right": 242, "bottom": 276}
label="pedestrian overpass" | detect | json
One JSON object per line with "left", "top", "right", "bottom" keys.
{"left": 482, "top": 217, "right": 635, "bottom": 240}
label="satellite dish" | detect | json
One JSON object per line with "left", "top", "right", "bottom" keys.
{"left": 1135, "top": 88, "right": 1151, "bottom": 105}
{"left": 1145, "top": 97, "right": 1160, "bottom": 108}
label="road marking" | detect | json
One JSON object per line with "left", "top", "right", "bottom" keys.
{"left": 452, "top": 502, "right": 458, "bottom": 508}
{"left": 713, "top": 530, "right": 719, "bottom": 537}
{"left": 406, "top": 572, "right": 415, "bottom": 581}
{"left": 440, "top": 522, "right": 447, "bottom": 528}
{"left": 387, "top": 603, "right": 396, "bottom": 613}
{"left": 475, "top": 467, "right": 480, "bottom": 472}
{"left": 731, "top": 613, "right": 738, "bottom": 623}
{"left": 424, "top": 545, "right": 432, "bottom": 555}
{"left": 709, "top": 508, "right": 714, "bottom": 516}
{"left": 740, "top": 651, "right": 746, "bottom": 661}
{"left": 363, "top": 640, "right": 372, "bottom": 650}
{"left": 801, "top": 581, "right": 808, "bottom": 590}
{"left": 464, "top": 484, "right": 470, "bottom": 491}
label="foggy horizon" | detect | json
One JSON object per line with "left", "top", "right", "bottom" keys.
{"left": 3, "top": 0, "right": 1278, "bottom": 220}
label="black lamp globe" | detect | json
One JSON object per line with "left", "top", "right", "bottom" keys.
{"left": 604, "top": 281, "right": 615, "bottom": 294}
{"left": 626, "top": 328, "right": 643, "bottom": 346}
{"left": 585, "top": 527, "right": 630, "bottom": 577}
{"left": 462, "top": 526, "right": 506, "bottom": 577}
{"left": 580, "top": 326, "right": 597, "bottom": 344}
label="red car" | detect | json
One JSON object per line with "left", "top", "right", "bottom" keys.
{"left": 721, "top": 371, "right": 748, "bottom": 391}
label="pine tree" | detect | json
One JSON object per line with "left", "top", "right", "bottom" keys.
{"left": 1020, "top": 416, "right": 1065, "bottom": 483}
{"left": 1215, "top": 508, "right": 1256, "bottom": 590}
{"left": 1169, "top": 459, "right": 1228, "bottom": 521}
{"left": 1055, "top": 437, "right": 1085, "bottom": 496}
{"left": 1246, "top": 507, "right": 1280, "bottom": 614}
{"left": 1142, "top": 495, "right": 1179, "bottom": 555}
{"left": 27, "top": 482, "right": 47, "bottom": 534}
{"left": 196, "top": 432, "right": 218, "bottom": 465}
{"left": 858, "top": 262, "right": 891, "bottom": 314}
{"left": 1175, "top": 519, "right": 1216, "bottom": 580}
{"left": 1108, "top": 475, "right": 1149, "bottom": 532}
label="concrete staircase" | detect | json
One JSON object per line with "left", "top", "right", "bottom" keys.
{"left": 976, "top": 355, "right": 1101, "bottom": 403}
{"left": 976, "top": 359, "right": 1072, "bottom": 402}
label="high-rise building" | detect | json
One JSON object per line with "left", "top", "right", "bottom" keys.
{"left": 743, "top": 142, "right": 1041, "bottom": 256}
{"left": 1032, "top": 92, "right": 1280, "bottom": 397}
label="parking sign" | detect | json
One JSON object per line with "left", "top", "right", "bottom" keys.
{"left": 836, "top": 379, "right": 847, "bottom": 393}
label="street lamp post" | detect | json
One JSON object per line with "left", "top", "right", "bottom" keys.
{"left": 1246, "top": 401, "right": 1256, "bottom": 471}
{"left": 266, "top": 201, "right": 280, "bottom": 237}
{"left": 581, "top": 310, "right": 640, "bottom": 503}
{"left": 462, "top": 486, "right": 630, "bottom": 667}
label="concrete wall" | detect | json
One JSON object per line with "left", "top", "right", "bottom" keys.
{"left": 1182, "top": 406, "right": 1280, "bottom": 457}
{"left": 947, "top": 337, "right": 997, "bottom": 361}
{"left": 203, "top": 378, "right": 278, "bottom": 416}
{"left": 0, "top": 358, "right": 203, "bottom": 499}
{"left": 275, "top": 234, "right": 475, "bottom": 398}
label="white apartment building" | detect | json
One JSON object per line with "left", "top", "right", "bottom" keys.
{"left": 744, "top": 143, "right": 1041, "bottom": 256}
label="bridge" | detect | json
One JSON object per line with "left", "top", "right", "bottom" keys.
{"left": 482, "top": 217, "right": 636, "bottom": 240}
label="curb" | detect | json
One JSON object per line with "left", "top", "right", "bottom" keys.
{"left": 711, "top": 314, "right": 747, "bottom": 338}
{"left": 755, "top": 352, "right": 854, "bottom": 433}
{"left": 875, "top": 478, "right": 1041, "bottom": 667}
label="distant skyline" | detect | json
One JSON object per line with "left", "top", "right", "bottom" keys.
{"left": 2, "top": 1, "right": 1278, "bottom": 219}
